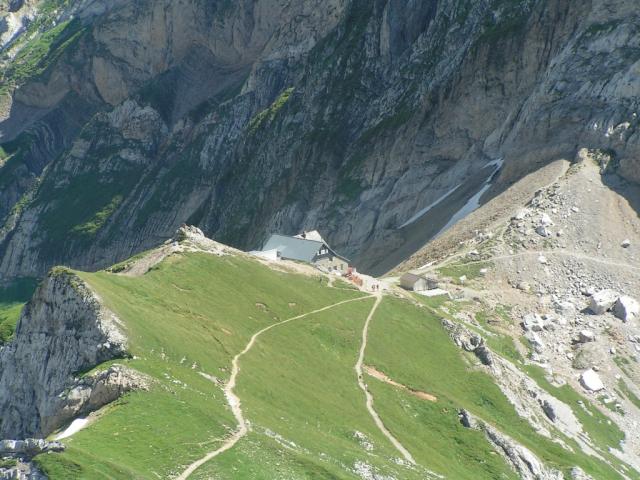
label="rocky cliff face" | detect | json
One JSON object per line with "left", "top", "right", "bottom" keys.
{"left": 0, "top": 269, "right": 130, "bottom": 438}
{"left": 0, "top": 0, "right": 638, "bottom": 280}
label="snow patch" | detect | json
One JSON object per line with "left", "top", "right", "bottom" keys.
{"left": 435, "top": 158, "right": 503, "bottom": 238}
{"left": 55, "top": 418, "right": 89, "bottom": 440}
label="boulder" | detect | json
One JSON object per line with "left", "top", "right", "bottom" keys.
{"left": 174, "top": 225, "right": 206, "bottom": 242}
{"left": 536, "top": 226, "right": 551, "bottom": 237}
{"left": 621, "top": 239, "right": 631, "bottom": 248}
{"left": 458, "top": 409, "right": 477, "bottom": 429}
{"left": 613, "top": 296, "right": 640, "bottom": 322}
{"left": 588, "top": 290, "right": 618, "bottom": 315}
{"left": 441, "top": 320, "right": 493, "bottom": 366}
{"left": 554, "top": 301, "right": 575, "bottom": 316}
{"left": 570, "top": 466, "right": 594, "bottom": 480}
{"left": 525, "top": 331, "right": 545, "bottom": 352}
{"left": 474, "top": 345, "right": 494, "bottom": 366}
{"left": 580, "top": 369, "right": 604, "bottom": 392}
{"left": 522, "top": 313, "right": 545, "bottom": 332}
{"left": 8, "top": 0, "right": 25, "bottom": 13}
{"left": 540, "top": 213, "right": 554, "bottom": 226}
{"left": 572, "top": 344, "right": 599, "bottom": 370}
{"left": 541, "top": 399, "right": 557, "bottom": 422}
{"left": 581, "top": 286, "right": 596, "bottom": 296}
{"left": 578, "top": 330, "right": 595, "bottom": 343}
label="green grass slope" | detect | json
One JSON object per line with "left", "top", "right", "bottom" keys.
{"left": 32, "top": 250, "right": 632, "bottom": 479}
{"left": 0, "top": 278, "right": 39, "bottom": 343}
{"left": 36, "top": 253, "right": 365, "bottom": 478}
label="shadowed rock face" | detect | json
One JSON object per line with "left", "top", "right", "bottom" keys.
{"left": 0, "top": 0, "right": 639, "bottom": 280}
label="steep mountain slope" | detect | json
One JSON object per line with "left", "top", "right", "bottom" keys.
{"left": 0, "top": 227, "right": 636, "bottom": 479}
{"left": 0, "top": 0, "right": 639, "bottom": 282}
{"left": 396, "top": 151, "right": 640, "bottom": 474}
{"left": 2, "top": 2, "right": 640, "bottom": 479}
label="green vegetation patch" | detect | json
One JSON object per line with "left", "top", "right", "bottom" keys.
{"left": 0, "top": 278, "right": 39, "bottom": 343}
{"left": 0, "top": 458, "right": 18, "bottom": 469}
{"left": 618, "top": 380, "right": 640, "bottom": 410}
{"left": 437, "top": 261, "right": 492, "bottom": 284}
{"left": 614, "top": 355, "right": 635, "bottom": 377}
{"left": 1, "top": 18, "right": 85, "bottom": 95}
{"left": 473, "top": 308, "right": 523, "bottom": 364}
{"left": 71, "top": 195, "right": 124, "bottom": 237}
{"left": 598, "top": 395, "right": 622, "bottom": 414}
{"left": 36, "top": 167, "right": 141, "bottom": 254}
{"left": 412, "top": 292, "right": 450, "bottom": 310}
{"left": 248, "top": 87, "right": 295, "bottom": 133}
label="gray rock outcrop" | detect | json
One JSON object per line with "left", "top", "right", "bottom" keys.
{"left": 459, "top": 409, "right": 564, "bottom": 480}
{"left": 0, "top": 460, "right": 46, "bottom": 480}
{"left": 570, "top": 466, "right": 595, "bottom": 480}
{"left": 0, "top": 439, "right": 64, "bottom": 458}
{"left": 589, "top": 290, "right": 619, "bottom": 315}
{"left": 442, "top": 319, "right": 493, "bottom": 366}
{"left": 50, "top": 365, "right": 149, "bottom": 434}
{"left": 0, "top": 269, "right": 130, "bottom": 438}
{"left": 613, "top": 295, "right": 640, "bottom": 322}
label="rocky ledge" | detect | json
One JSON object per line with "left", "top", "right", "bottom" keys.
{"left": 0, "top": 268, "right": 142, "bottom": 439}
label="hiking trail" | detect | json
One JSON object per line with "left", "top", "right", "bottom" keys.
{"left": 176, "top": 295, "right": 371, "bottom": 479}
{"left": 355, "top": 293, "right": 416, "bottom": 465}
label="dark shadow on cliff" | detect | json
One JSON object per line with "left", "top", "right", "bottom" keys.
{"left": 602, "top": 172, "right": 640, "bottom": 220}
{"left": 355, "top": 167, "right": 493, "bottom": 277}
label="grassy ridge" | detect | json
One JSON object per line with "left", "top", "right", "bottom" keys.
{"left": 36, "top": 253, "right": 364, "bottom": 478}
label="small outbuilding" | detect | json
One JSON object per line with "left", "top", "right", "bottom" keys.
{"left": 400, "top": 273, "right": 427, "bottom": 291}
{"left": 400, "top": 273, "right": 440, "bottom": 292}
